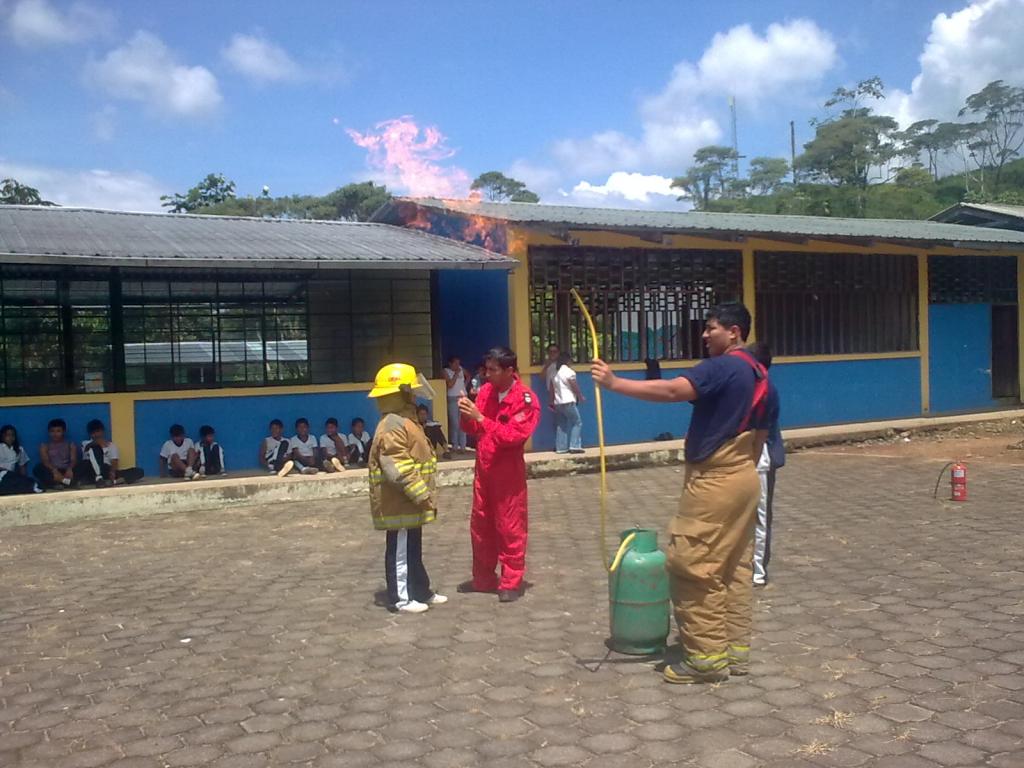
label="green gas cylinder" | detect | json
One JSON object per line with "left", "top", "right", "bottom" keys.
{"left": 608, "top": 528, "right": 671, "bottom": 655}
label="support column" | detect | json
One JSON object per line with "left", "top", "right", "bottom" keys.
{"left": 742, "top": 244, "right": 756, "bottom": 341}
{"left": 109, "top": 394, "right": 136, "bottom": 468}
{"left": 507, "top": 227, "right": 532, "bottom": 363}
{"left": 1018, "top": 253, "right": 1024, "bottom": 404}
{"left": 918, "top": 251, "right": 930, "bottom": 414}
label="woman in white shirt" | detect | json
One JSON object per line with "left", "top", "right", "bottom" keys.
{"left": 550, "top": 354, "right": 585, "bottom": 454}
{"left": 0, "top": 424, "right": 43, "bottom": 494}
{"left": 444, "top": 355, "right": 469, "bottom": 452}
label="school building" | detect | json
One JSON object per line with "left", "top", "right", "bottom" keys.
{"left": 374, "top": 199, "right": 1024, "bottom": 452}
{"left": 0, "top": 205, "right": 514, "bottom": 476}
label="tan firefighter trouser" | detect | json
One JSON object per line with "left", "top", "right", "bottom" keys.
{"left": 666, "top": 432, "right": 760, "bottom": 673}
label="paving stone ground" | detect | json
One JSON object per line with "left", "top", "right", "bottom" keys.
{"left": 1, "top": 451, "right": 1023, "bottom": 768}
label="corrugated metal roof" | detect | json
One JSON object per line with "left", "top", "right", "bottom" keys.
{"left": 931, "top": 202, "right": 1024, "bottom": 222}
{"left": 403, "top": 198, "right": 1024, "bottom": 249}
{"left": 0, "top": 205, "right": 516, "bottom": 270}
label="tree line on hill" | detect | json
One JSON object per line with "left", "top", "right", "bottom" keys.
{"left": 674, "top": 77, "right": 1024, "bottom": 219}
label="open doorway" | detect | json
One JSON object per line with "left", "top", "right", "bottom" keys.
{"left": 991, "top": 305, "right": 1020, "bottom": 400}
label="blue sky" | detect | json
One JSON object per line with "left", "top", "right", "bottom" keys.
{"left": 3, "top": 0, "right": 1024, "bottom": 210}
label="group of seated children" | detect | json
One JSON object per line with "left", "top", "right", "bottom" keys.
{"left": 0, "top": 418, "right": 145, "bottom": 495}
{"left": 259, "top": 417, "right": 372, "bottom": 478}
{"left": 158, "top": 424, "right": 226, "bottom": 480}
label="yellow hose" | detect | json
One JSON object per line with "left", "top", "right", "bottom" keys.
{"left": 569, "top": 288, "right": 609, "bottom": 570}
{"left": 608, "top": 532, "right": 636, "bottom": 573}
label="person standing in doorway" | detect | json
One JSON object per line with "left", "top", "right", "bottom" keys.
{"left": 592, "top": 303, "right": 770, "bottom": 684}
{"left": 550, "top": 352, "right": 585, "bottom": 454}
{"left": 458, "top": 346, "right": 540, "bottom": 603}
{"left": 444, "top": 356, "right": 469, "bottom": 454}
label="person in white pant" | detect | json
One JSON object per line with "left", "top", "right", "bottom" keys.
{"left": 444, "top": 355, "right": 469, "bottom": 453}
{"left": 748, "top": 342, "right": 783, "bottom": 586}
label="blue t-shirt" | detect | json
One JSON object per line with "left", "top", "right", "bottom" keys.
{"left": 680, "top": 351, "right": 763, "bottom": 463}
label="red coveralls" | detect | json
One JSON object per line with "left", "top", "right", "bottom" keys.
{"left": 462, "top": 378, "right": 541, "bottom": 591}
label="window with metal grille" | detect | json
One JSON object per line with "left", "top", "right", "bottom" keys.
{"left": 528, "top": 246, "right": 743, "bottom": 365}
{"left": 928, "top": 255, "right": 1018, "bottom": 305}
{"left": 755, "top": 252, "right": 918, "bottom": 357}
{"left": 0, "top": 266, "right": 434, "bottom": 395}
{"left": 121, "top": 275, "right": 309, "bottom": 391}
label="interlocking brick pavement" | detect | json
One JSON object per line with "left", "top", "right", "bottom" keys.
{"left": 1, "top": 452, "right": 1023, "bottom": 767}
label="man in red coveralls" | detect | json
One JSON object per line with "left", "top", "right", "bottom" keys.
{"left": 457, "top": 346, "right": 540, "bottom": 603}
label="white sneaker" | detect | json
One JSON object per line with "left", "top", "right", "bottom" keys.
{"left": 276, "top": 460, "right": 295, "bottom": 478}
{"left": 185, "top": 467, "right": 195, "bottom": 479}
{"left": 330, "top": 457, "right": 345, "bottom": 472}
{"left": 427, "top": 593, "right": 448, "bottom": 606}
{"left": 61, "top": 477, "right": 72, "bottom": 487}
{"left": 396, "top": 600, "right": 429, "bottom": 614}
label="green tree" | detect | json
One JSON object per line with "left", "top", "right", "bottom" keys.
{"left": 897, "top": 119, "right": 942, "bottom": 180}
{"left": 203, "top": 182, "right": 392, "bottom": 222}
{"left": 671, "top": 145, "right": 738, "bottom": 209}
{"left": 894, "top": 165, "right": 933, "bottom": 188}
{"left": 161, "top": 173, "right": 237, "bottom": 213}
{"left": 0, "top": 178, "right": 52, "bottom": 205}
{"left": 958, "top": 79, "right": 1024, "bottom": 188}
{"left": 470, "top": 171, "right": 540, "bottom": 202}
{"left": 747, "top": 157, "right": 790, "bottom": 195}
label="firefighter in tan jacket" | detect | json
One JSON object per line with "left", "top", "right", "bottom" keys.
{"left": 368, "top": 363, "right": 448, "bottom": 614}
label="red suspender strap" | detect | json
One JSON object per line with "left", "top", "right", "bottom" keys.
{"left": 728, "top": 349, "right": 769, "bottom": 434}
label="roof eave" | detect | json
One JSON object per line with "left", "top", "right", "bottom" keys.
{"left": 0, "top": 253, "right": 517, "bottom": 271}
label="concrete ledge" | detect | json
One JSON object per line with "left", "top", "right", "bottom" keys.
{"left": 2, "top": 407, "right": 1021, "bottom": 527}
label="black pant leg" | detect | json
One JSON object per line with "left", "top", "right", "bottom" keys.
{"left": 406, "top": 527, "right": 432, "bottom": 602}
{"left": 764, "top": 467, "right": 777, "bottom": 570}
{"left": 385, "top": 530, "right": 399, "bottom": 606}
{"left": 273, "top": 440, "right": 290, "bottom": 472}
{"left": 32, "top": 464, "right": 55, "bottom": 488}
{"left": 120, "top": 467, "right": 145, "bottom": 485}
{"left": 0, "top": 471, "right": 38, "bottom": 495}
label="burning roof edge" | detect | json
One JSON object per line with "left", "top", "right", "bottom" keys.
{"left": 375, "top": 198, "right": 1024, "bottom": 251}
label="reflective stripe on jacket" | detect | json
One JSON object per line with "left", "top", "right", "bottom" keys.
{"left": 369, "top": 408, "right": 438, "bottom": 531}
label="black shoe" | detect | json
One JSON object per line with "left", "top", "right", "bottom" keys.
{"left": 498, "top": 589, "right": 520, "bottom": 603}
{"left": 663, "top": 661, "right": 729, "bottom": 685}
{"left": 457, "top": 581, "right": 496, "bottom": 594}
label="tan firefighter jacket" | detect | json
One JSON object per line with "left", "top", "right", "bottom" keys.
{"left": 368, "top": 405, "right": 438, "bottom": 530}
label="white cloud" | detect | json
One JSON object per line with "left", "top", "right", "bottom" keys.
{"left": 0, "top": 160, "right": 170, "bottom": 211}
{"left": 568, "top": 172, "right": 681, "bottom": 207}
{"left": 221, "top": 33, "right": 303, "bottom": 83}
{"left": 87, "top": 31, "right": 222, "bottom": 117}
{"left": 888, "top": 0, "right": 1024, "bottom": 127}
{"left": 6, "top": 0, "right": 112, "bottom": 47}
{"left": 553, "top": 19, "right": 837, "bottom": 177}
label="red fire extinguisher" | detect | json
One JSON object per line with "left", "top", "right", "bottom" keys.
{"left": 950, "top": 461, "right": 967, "bottom": 502}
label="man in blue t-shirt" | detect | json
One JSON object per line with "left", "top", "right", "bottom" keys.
{"left": 592, "top": 303, "right": 770, "bottom": 685}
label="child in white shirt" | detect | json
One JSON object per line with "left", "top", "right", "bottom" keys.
{"left": 290, "top": 418, "right": 319, "bottom": 475}
{"left": 319, "top": 417, "right": 347, "bottom": 472}
{"left": 0, "top": 424, "right": 43, "bottom": 495}
{"left": 159, "top": 424, "right": 197, "bottom": 480}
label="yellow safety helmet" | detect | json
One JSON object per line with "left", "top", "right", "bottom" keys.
{"left": 368, "top": 363, "right": 419, "bottom": 398}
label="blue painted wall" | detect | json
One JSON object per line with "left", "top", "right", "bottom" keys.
{"left": 437, "top": 271, "right": 510, "bottom": 368}
{"left": 928, "top": 304, "right": 998, "bottom": 414}
{"left": 530, "top": 356, "right": 921, "bottom": 449}
{"left": 769, "top": 357, "right": 921, "bottom": 428}
{"left": 0, "top": 402, "right": 111, "bottom": 467}
{"left": 530, "top": 371, "right": 693, "bottom": 451}
{"left": 134, "top": 391, "right": 381, "bottom": 477}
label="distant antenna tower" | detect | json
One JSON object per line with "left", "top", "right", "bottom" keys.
{"left": 729, "top": 96, "right": 740, "bottom": 178}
